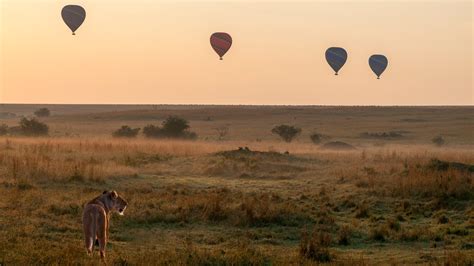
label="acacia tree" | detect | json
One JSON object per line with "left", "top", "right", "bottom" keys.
{"left": 272, "top": 125, "right": 301, "bottom": 143}
{"left": 34, "top": 108, "right": 51, "bottom": 117}
{"left": 19, "top": 118, "right": 49, "bottom": 136}
{"left": 143, "top": 116, "right": 197, "bottom": 139}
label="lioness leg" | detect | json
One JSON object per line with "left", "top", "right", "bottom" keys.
{"left": 97, "top": 212, "right": 107, "bottom": 259}
{"left": 83, "top": 211, "right": 95, "bottom": 255}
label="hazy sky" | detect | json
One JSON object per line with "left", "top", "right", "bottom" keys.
{"left": 1, "top": 0, "right": 472, "bottom": 105}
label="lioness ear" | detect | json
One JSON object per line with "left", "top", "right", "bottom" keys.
{"left": 110, "top": 191, "right": 118, "bottom": 199}
{"left": 103, "top": 191, "right": 108, "bottom": 194}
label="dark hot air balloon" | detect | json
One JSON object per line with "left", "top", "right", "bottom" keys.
{"left": 210, "top": 32, "right": 232, "bottom": 60}
{"left": 325, "top": 47, "right": 347, "bottom": 75}
{"left": 369, "top": 55, "right": 388, "bottom": 79}
{"left": 61, "top": 5, "right": 86, "bottom": 35}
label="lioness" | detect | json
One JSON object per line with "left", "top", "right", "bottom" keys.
{"left": 82, "top": 190, "right": 128, "bottom": 259}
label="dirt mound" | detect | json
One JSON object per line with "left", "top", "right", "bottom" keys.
{"left": 427, "top": 159, "right": 474, "bottom": 172}
{"left": 320, "top": 141, "right": 356, "bottom": 150}
{"left": 216, "top": 147, "right": 292, "bottom": 160}
{"left": 207, "top": 147, "right": 308, "bottom": 179}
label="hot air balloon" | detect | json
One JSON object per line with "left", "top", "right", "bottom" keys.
{"left": 325, "top": 47, "right": 347, "bottom": 75}
{"left": 61, "top": 5, "right": 86, "bottom": 35}
{"left": 369, "top": 55, "right": 388, "bottom": 79}
{"left": 210, "top": 32, "right": 232, "bottom": 60}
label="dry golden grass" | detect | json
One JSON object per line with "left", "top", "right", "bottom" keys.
{"left": 0, "top": 105, "right": 473, "bottom": 265}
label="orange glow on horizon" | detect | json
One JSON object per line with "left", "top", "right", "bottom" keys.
{"left": 1, "top": 1, "right": 472, "bottom": 105}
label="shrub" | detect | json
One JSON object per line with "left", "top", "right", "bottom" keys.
{"left": 370, "top": 225, "right": 388, "bottom": 242}
{"left": 143, "top": 124, "right": 163, "bottom": 138}
{"left": 19, "top": 118, "right": 48, "bottom": 136}
{"left": 271, "top": 125, "right": 301, "bottom": 143}
{"left": 112, "top": 125, "right": 140, "bottom": 138}
{"left": 143, "top": 116, "right": 197, "bottom": 139}
{"left": 337, "top": 225, "right": 352, "bottom": 245}
{"left": 215, "top": 126, "right": 229, "bottom": 140}
{"left": 0, "top": 124, "right": 8, "bottom": 136}
{"left": 162, "top": 116, "right": 190, "bottom": 136}
{"left": 432, "top": 135, "right": 445, "bottom": 146}
{"left": 300, "top": 228, "right": 333, "bottom": 262}
{"left": 34, "top": 108, "right": 50, "bottom": 117}
{"left": 310, "top": 133, "right": 322, "bottom": 144}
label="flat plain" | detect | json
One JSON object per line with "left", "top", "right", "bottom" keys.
{"left": 0, "top": 104, "right": 473, "bottom": 265}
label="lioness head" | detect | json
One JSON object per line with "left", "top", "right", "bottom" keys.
{"left": 102, "top": 190, "right": 128, "bottom": 215}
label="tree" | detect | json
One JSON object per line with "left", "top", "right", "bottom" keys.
{"left": 310, "top": 133, "right": 322, "bottom": 144}
{"left": 272, "top": 125, "right": 301, "bottom": 143}
{"left": 432, "top": 135, "right": 445, "bottom": 146}
{"left": 143, "top": 116, "right": 197, "bottom": 139}
{"left": 215, "top": 126, "right": 229, "bottom": 140}
{"left": 112, "top": 125, "right": 140, "bottom": 138}
{"left": 34, "top": 108, "right": 51, "bottom": 117}
{"left": 161, "top": 116, "right": 190, "bottom": 137}
{"left": 19, "top": 118, "right": 49, "bottom": 136}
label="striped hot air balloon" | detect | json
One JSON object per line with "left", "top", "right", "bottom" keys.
{"left": 210, "top": 32, "right": 232, "bottom": 60}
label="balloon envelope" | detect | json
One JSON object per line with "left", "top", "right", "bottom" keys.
{"left": 325, "top": 47, "right": 347, "bottom": 75}
{"left": 61, "top": 5, "right": 86, "bottom": 35}
{"left": 369, "top": 55, "right": 388, "bottom": 79}
{"left": 210, "top": 32, "right": 232, "bottom": 60}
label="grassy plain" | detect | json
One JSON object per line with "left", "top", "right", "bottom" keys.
{"left": 0, "top": 105, "right": 473, "bottom": 265}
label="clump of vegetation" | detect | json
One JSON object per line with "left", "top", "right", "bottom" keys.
{"left": 18, "top": 118, "right": 49, "bottom": 136}
{"left": 0, "top": 124, "right": 8, "bottom": 136}
{"left": 299, "top": 228, "right": 333, "bottom": 262}
{"left": 392, "top": 161, "right": 473, "bottom": 199}
{"left": 112, "top": 125, "right": 140, "bottom": 138}
{"left": 271, "top": 125, "right": 301, "bottom": 142}
{"left": 431, "top": 135, "right": 445, "bottom": 146}
{"left": 34, "top": 108, "right": 51, "bottom": 117}
{"left": 310, "top": 133, "right": 322, "bottom": 144}
{"left": 337, "top": 225, "right": 352, "bottom": 245}
{"left": 143, "top": 116, "right": 197, "bottom": 139}
{"left": 355, "top": 203, "right": 370, "bottom": 218}
{"left": 214, "top": 126, "right": 229, "bottom": 140}
{"left": 370, "top": 225, "right": 388, "bottom": 242}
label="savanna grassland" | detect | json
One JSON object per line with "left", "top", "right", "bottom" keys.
{"left": 0, "top": 105, "right": 473, "bottom": 265}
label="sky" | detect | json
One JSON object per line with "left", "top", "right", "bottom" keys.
{"left": 0, "top": 0, "right": 472, "bottom": 105}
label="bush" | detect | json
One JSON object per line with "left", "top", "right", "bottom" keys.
{"left": 143, "top": 116, "right": 197, "bottom": 139}
{"left": 19, "top": 118, "right": 48, "bottom": 136}
{"left": 112, "top": 125, "right": 140, "bottom": 138}
{"left": 370, "top": 225, "right": 388, "bottom": 242}
{"left": 300, "top": 228, "right": 333, "bottom": 262}
{"left": 310, "top": 133, "right": 322, "bottom": 144}
{"left": 432, "top": 135, "right": 445, "bottom": 146}
{"left": 337, "top": 225, "right": 352, "bottom": 245}
{"left": 215, "top": 126, "right": 229, "bottom": 140}
{"left": 271, "top": 125, "right": 301, "bottom": 142}
{"left": 34, "top": 108, "right": 50, "bottom": 117}
{"left": 0, "top": 124, "right": 8, "bottom": 136}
